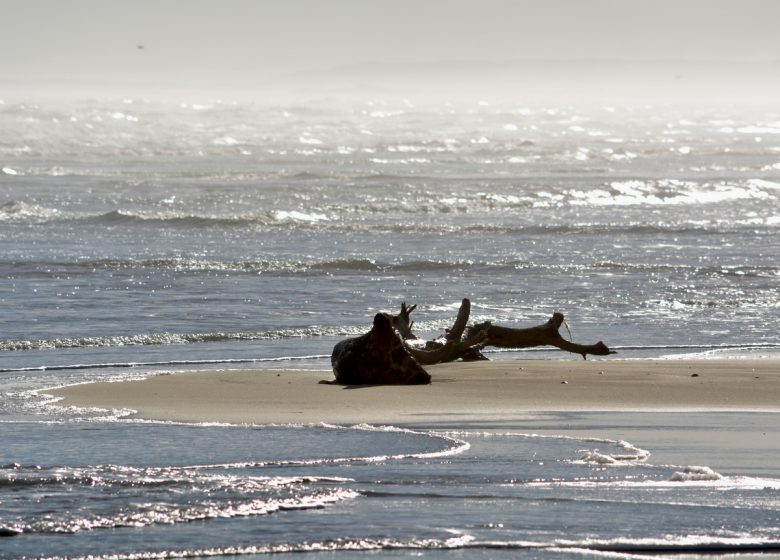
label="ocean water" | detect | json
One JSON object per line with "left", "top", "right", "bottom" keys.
{"left": 1, "top": 96, "right": 780, "bottom": 558}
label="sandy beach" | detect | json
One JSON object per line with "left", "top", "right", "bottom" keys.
{"left": 51, "top": 358, "right": 780, "bottom": 425}
{"left": 34, "top": 358, "right": 780, "bottom": 554}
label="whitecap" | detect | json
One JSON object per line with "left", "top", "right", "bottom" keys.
{"left": 273, "top": 210, "right": 329, "bottom": 223}
{"left": 479, "top": 193, "right": 523, "bottom": 205}
{"left": 367, "top": 110, "right": 403, "bottom": 118}
{"left": 110, "top": 112, "right": 138, "bottom": 122}
{"left": 0, "top": 200, "right": 60, "bottom": 222}
{"left": 211, "top": 135, "right": 242, "bottom": 146}
{"left": 426, "top": 302, "right": 464, "bottom": 312}
{"left": 669, "top": 466, "right": 723, "bottom": 482}
{"left": 577, "top": 451, "right": 618, "bottom": 465}
{"left": 747, "top": 179, "right": 780, "bottom": 190}
{"left": 576, "top": 440, "right": 649, "bottom": 466}
{"left": 738, "top": 126, "right": 780, "bottom": 134}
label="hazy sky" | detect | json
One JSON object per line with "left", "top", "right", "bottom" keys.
{"left": 2, "top": 0, "right": 779, "bottom": 95}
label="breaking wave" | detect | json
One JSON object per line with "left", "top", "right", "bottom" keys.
{"left": 0, "top": 327, "right": 364, "bottom": 353}
{"left": 16, "top": 531, "right": 780, "bottom": 559}
{"left": 4, "top": 256, "right": 777, "bottom": 282}
{"left": 0, "top": 200, "right": 62, "bottom": 223}
{"left": 1, "top": 464, "right": 357, "bottom": 535}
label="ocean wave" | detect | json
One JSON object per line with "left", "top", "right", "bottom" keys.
{"left": 1, "top": 256, "right": 490, "bottom": 276}
{"left": 0, "top": 423, "right": 467, "bottom": 538}
{"left": 0, "top": 326, "right": 368, "bottom": 353}
{"left": 6, "top": 207, "right": 778, "bottom": 236}
{"left": 2, "top": 464, "right": 358, "bottom": 534}
{"left": 5, "top": 256, "right": 777, "bottom": 280}
{"left": 21, "top": 535, "right": 780, "bottom": 558}
{"left": 82, "top": 208, "right": 331, "bottom": 227}
{"left": 669, "top": 466, "right": 723, "bottom": 482}
{"left": 649, "top": 293, "right": 780, "bottom": 310}
{"left": 3, "top": 195, "right": 779, "bottom": 235}
{"left": 3, "top": 178, "right": 779, "bottom": 229}
{"left": 0, "top": 200, "right": 62, "bottom": 223}
{"left": 4, "top": 343, "right": 775, "bottom": 372}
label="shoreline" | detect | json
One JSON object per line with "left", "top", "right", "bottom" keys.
{"left": 50, "top": 358, "right": 780, "bottom": 426}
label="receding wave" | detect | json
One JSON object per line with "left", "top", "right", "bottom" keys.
{"left": 1, "top": 463, "right": 358, "bottom": 535}
{"left": 0, "top": 326, "right": 368, "bottom": 354}
{"left": 68, "top": 213, "right": 780, "bottom": 234}
{"left": 21, "top": 536, "right": 780, "bottom": 557}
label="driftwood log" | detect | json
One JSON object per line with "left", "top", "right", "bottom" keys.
{"left": 400, "top": 298, "right": 615, "bottom": 362}
{"left": 466, "top": 312, "right": 615, "bottom": 360}
{"left": 330, "top": 298, "right": 615, "bottom": 385}
{"left": 402, "top": 299, "right": 488, "bottom": 364}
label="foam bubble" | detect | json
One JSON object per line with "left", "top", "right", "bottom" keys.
{"left": 738, "top": 126, "right": 780, "bottom": 134}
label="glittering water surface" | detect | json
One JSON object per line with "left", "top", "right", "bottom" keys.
{"left": 2, "top": 99, "right": 779, "bottom": 369}
{"left": 1, "top": 98, "right": 779, "bottom": 558}
{"left": 2, "top": 414, "right": 780, "bottom": 559}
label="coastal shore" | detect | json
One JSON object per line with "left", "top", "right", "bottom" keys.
{"left": 51, "top": 358, "right": 780, "bottom": 425}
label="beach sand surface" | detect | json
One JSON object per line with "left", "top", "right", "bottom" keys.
{"left": 51, "top": 359, "right": 780, "bottom": 425}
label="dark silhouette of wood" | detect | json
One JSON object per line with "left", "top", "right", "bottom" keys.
{"left": 466, "top": 312, "right": 616, "bottom": 360}
{"left": 399, "top": 299, "right": 615, "bottom": 362}
{"left": 329, "top": 299, "right": 616, "bottom": 385}
{"left": 390, "top": 302, "right": 418, "bottom": 340}
{"left": 330, "top": 312, "right": 431, "bottom": 385}
{"left": 406, "top": 329, "right": 487, "bottom": 365}
{"left": 445, "top": 298, "right": 471, "bottom": 342}
{"left": 404, "top": 298, "right": 488, "bottom": 364}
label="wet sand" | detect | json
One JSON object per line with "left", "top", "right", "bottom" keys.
{"left": 50, "top": 359, "right": 780, "bottom": 425}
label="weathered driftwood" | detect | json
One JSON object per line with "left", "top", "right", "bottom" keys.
{"left": 402, "top": 299, "right": 488, "bottom": 364}
{"left": 399, "top": 299, "right": 615, "bottom": 362}
{"left": 390, "top": 302, "right": 418, "bottom": 340}
{"left": 406, "top": 331, "right": 488, "bottom": 365}
{"left": 466, "top": 312, "right": 616, "bottom": 360}
{"left": 330, "top": 312, "right": 431, "bottom": 385}
{"left": 329, "top": 299, "right": 615, "bottom": 385}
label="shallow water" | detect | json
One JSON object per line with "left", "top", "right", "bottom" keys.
{"left": 1, "top": 97, "right": 779, "bottom": 558}
{"left": 2, "top": 98, "right": 779, "bottom": 372}
{"left": 2, "top": 413, "right": 780, "bottom": 559}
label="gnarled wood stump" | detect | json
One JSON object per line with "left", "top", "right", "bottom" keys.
{"left": 330, "top": 312, "right": 431, "bottom": 385}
